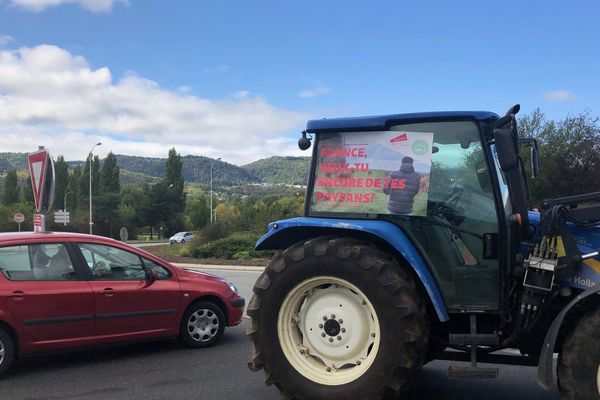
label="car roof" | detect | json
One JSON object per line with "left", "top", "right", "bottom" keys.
{"left": 305, "top": 110, "right": 499, "bottom": 133}
{"left": 0, "top": 231, "right": 123, "bottom": 245}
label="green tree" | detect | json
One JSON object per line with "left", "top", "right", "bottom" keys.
{"left": 53, "top": 156, "right": 70, "bottom": 211}
{"left": 187, "top": 194, "right": 210, "bottom": 229}
{"left": 2, "top": 170, "right": 20, "bottom": 206}
{"left": 95, "top": 152, "right": 121, "bottom": 237}
{"left": 76, "top": 156, "right": 101, "bottom": 229}
{"left": 22, "top": 175, "right": 34, "bottom": 204}
{"left": 163, "top": 148, "right": 185, "bottom": 235}
{"left": 518, "top": 109, "right": 600, "bottom": 206}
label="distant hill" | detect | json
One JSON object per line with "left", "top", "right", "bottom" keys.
{"left": 243, "top": 156, "right": 311, "bottom": 186}
{"left": 0, "top": 152, "right": 267, "bottom": 188}
{"left": 0, "top": 153, "right": 28, "bottom": 171}
{"left": 115, "top": 154, "right": 261, "bottom": 187}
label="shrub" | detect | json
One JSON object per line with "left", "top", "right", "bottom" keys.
{"left": 189, "top": 232, "right": 274, "bottom": 260}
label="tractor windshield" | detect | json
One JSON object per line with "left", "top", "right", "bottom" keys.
{"left": 309, "top": 120, "right": 501, "bottom": 310}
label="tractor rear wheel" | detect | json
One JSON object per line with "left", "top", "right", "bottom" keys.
{"left": 247, "top": 237, "right": 429, "bottom": 400}
{"left": 557, "top": 307, "right": 600, "bottom": 400}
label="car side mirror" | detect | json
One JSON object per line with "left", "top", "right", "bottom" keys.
{"left": 145, "top": 269, "right": 159, "bottom": 283}
{"left": 494, "top": 128, "right": 518, "bottom": 172}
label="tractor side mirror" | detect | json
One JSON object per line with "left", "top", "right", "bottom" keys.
{"left": 494, "top": 128, "right": 519, "bottom": 172}
{"left": 529, "top": 142, "right": 539, "bottom": 178}
{"left": 518, "top": 138, "right": 540, "bottom": 179}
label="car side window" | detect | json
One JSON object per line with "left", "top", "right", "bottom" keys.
{"left": 77, "top": 243, "right": 145, "bottom": 281}
{"left": 0, "top": 243, "right": 76, "bottom": 281}
{"left": 142, "top": 257, "right": 171, "bottom": 280}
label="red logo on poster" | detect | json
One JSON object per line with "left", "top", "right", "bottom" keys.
{"left": 390, "top": 133, "right": 408, "bottom": 143}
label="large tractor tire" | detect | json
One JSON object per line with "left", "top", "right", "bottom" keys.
{"left": 247, "top": 237, "right": 429, "bottom": 400}
{"left": 558, "top": 307, "right": 600, "bottom": 400}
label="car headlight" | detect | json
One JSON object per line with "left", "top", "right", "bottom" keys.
{"left": 227, "top": 281, "right": 239, "bottom": 295}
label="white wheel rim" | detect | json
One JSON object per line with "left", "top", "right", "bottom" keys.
{"left": 0, "top": 339, "right": 4, "bottom": 365}
{"left": 187, "top": 309, "right": 220, "bottom": 342}
{"left": 596, "top": 363, "right": 600, "bottom": 397}
{"left": 278, "top": 276, "right": 380, "bottom": 386}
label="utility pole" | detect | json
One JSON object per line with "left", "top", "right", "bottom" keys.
{"left": 210, "top": 157, "right": 221, "bottom": 224}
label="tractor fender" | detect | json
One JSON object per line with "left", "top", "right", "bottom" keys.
{"left": 256, "top": 217, "right": 449, "bottom": 322}
{"left": 537, "top": 284, "right": 600, "bottom": 389}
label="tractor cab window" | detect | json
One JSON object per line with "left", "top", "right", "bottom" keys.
{"left": 310, "top": 120, "right": 500, "bottom": 310}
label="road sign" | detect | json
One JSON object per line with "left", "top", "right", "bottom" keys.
{"left": 28, "top": 149, "right": 55, "bottom": 214}
{"left": 14, "top": 212, "right": 24, "bottom": 232}
{"left": 54, "top": 210, "right": 70, "bottom": 226}
{"left": 14, "top": 213, "right": 25, "bottom": 223}
{"left": 33, "top": 214, "right": 45, "bottom": 233}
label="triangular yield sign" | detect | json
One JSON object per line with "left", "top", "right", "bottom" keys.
{"left": 28, "top": 150, "right": 48, "bottom": 213}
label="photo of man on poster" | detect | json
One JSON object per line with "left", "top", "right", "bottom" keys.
{"left": 383, "top": 156, "right": 422, "bottom": 214}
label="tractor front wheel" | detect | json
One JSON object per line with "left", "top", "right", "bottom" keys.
{"left": 247, "top": 237, "right": 429, "bottom": 400}
{"left": 558, "top": 307, "right": 600, "bottom": 400}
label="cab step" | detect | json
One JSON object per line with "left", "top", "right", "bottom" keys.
{"left": 446, "top": 315, "right": 500, "bottom": 379}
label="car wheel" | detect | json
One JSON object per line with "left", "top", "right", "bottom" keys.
{"left": 0, "top": 328, "right": 15, "bottom": 379}
{"left": 180, "top": 301, "right": 226, "bottom": 348}
{"left": 181, "top": 239, "right": 186, "bottom": 244}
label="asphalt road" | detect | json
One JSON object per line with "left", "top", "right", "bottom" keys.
{"left": 0, "top": 267, "right": 560, "bottom": 400}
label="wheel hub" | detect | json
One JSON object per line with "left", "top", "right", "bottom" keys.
{"left": 324, "top": 319, "right": 341, "bottom": 337}
{"left": 187, "top": 309, "right": 219, "bottom": 342}
{"left": 0, "top": 339, "right": 4, "bottom": 365}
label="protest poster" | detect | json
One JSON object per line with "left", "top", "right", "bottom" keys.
{"left": 310, "top": 130, "right": 434, "bottom": 216}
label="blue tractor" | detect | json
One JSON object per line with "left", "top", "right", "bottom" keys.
{"left": 247, "top": 105, "right": 600, "bottom": 400}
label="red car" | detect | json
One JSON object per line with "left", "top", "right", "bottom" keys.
{"left": 0, "top": 231, "right": 244, "bottom": 378}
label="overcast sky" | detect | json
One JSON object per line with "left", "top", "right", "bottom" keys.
{"left": 0, "top": 0, "right": 599, "bottom": 164}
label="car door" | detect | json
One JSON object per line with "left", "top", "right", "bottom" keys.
{"left": 0, "top": 242, "right": 95, "bottom": 347}
{"left": 75, "top": 242, "right": 181, "bottom": 337}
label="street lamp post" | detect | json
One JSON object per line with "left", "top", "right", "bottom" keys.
{"left": 210, "top": 157, "right": 221, "bottom": 224}
{"left": 63, "top": 190, "right": 72, "bottom": 228}
{"left": 88, "top": 142, "right": 102, "bottom": 234}
{"left": 63, "top": 190, "right": 72, "bottom": 212}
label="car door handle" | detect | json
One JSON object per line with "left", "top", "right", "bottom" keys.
{"left": 7, "top": 291, "right": 27, "bottom": 298}
{"left": 101, "top": 288, "right": 115, "bottom": 296}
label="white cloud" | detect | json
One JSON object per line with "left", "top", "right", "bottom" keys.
{"left": 10, "top": 0, "right": 127, "bottom": 12}
{"left": 0, "top": 44, "right": 308, "bottom": 164}
{"left": 299, "top": 85, "right": 331, "bottom": 98}
{"left": 0, "top": 35, "right": 13, "bottom": 46}
{"left": 543, "top": 90, "right": 576, "bottom": 102}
